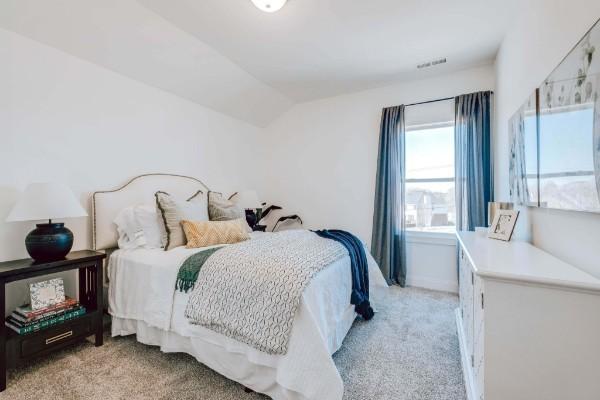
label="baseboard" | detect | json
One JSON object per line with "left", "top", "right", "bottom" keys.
{"left": 406, "top": 277, "right": 458, "bottom": 293}
{"left": 455, "top": 308, "right": 476, "bottom": 400}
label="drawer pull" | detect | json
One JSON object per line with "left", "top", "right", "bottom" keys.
{"left": 46, "top": 331, "right": 73, "bottom": 345}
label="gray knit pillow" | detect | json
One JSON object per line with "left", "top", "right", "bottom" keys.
{"left": 208, "top": 192, "right": 245, "bottom": 221}
{"left": 156, "top": 191, "right": 208, "bottom": 251}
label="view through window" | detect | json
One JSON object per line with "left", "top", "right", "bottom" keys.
{"left": 405, "top": 123, "right": 455, "bottom": 233}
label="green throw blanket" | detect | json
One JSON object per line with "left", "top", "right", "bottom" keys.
{"left": 176, "top": 247, "right": 223, "bottom": 293}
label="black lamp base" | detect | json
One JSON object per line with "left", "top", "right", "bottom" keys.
{"left": 245, "top": 208, "right": 263, "bottom": 230}
{"left": 25, "top": 222, "right": 74, "bottom": 262}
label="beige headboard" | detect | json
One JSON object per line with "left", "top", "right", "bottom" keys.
{"left": 92, "top": 173, "right": 210, "bottom": 251}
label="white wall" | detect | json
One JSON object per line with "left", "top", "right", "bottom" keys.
{"left": 11, "top": 0, "right": 598, "bottom": 308}
{"left": 260, "top": 65, "right": 495, "bottom": 292}
{"left": 494, "top": 0, "right": 600, "bottom": 277}
{"left": 0, "top": 29, "right": 262, "bottom": 311}
{"left": 405, "top": 235, "right": 458, "bottom": 293}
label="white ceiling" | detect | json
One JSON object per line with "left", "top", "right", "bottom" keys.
{"left": 1, "top": 0, "right": 519, "bottom": 126}
{"left": 140, "top": 0, "right": 519, "bottom": 101}
{"left": 0, "top": 0, "right": 293, "bottom": 126}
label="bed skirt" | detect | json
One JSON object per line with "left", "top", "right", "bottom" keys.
{"left": 111, "top": 306, "right": 356, "bottom": 400}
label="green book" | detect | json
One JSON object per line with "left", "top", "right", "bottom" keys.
{"left": 5, "top": 307, "right": 86, "bottom": 335}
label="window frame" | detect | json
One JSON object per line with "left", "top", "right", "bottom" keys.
{"left": 404, "top": 120, "right": 456, "bottom": 237}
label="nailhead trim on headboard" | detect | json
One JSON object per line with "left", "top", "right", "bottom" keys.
{"left": 91, "top": 173, "right": 210, "bottom": 250}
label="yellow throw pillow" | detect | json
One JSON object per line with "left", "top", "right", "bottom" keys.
{"left": 181, "top": 218, "right": 250, "bottom": 248}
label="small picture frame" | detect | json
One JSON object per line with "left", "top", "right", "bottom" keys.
{"left": 29, "top": 278, "right": 66, "bottom": 310}
{"left": 488, "top": 210, "right": 520, "bottom": 241}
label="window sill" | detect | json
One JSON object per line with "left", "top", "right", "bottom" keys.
{"left": 405, "top": 230, "right": 457, "bottom": 246}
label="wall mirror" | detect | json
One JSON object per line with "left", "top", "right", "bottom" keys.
{"left": 509, "top": 90, "right": 539, "bottom": 206}
{"left": 510, "top": 18, "right": 600, "bottom": 213}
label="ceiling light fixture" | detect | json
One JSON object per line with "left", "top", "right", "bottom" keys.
{"left": 251, "top": 0, "right": 287, "bottom": 13}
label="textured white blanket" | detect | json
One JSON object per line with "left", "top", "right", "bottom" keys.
{"left": 185, "top": 230, "right": 347, "bottom": 354}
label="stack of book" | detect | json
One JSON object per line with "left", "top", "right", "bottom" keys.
{"left": 5, "top": 297, "right": 86, "bottom": 335}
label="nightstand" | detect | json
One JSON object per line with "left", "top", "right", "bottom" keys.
{"left": 0, "top": 250, "right": 106, "bottom": 391}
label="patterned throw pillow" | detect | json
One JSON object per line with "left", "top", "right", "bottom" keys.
{"left": 181, "top": 219, "right": 250, "bottom": 248}
{"left": 207, "top": 192, "right": 245, "bottom": 221}
{"left": 156, "top": 191, "right": 208, "bottom": 251}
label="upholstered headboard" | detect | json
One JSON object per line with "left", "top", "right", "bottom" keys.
{"left": 92, "top": 174, "right": 210, "bottom": 250}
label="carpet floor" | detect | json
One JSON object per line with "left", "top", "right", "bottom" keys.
{"left": 3, "top": 287, "right": 465, "bottom": 400}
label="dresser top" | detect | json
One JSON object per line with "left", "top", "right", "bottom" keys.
{"left": 457, "top": 231, "right": 600, "bottom": 292}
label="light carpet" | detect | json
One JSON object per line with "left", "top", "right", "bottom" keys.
{"left": 4, "top": 287, "right": 465, "bottom": 400}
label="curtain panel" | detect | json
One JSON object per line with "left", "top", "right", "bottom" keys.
{"left": 455, "top": 91, "right": 494, "bottom": 231}
{"left": 371, "top": 105, "right": 406, "bottom": 286}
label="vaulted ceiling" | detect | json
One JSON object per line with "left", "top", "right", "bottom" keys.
{"left": 1, "top": 0, "right": 519, "bottom": 126}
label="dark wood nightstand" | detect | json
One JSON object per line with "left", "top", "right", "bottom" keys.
{"left": 0, "top": 250, "right": 106, "bottom": 392}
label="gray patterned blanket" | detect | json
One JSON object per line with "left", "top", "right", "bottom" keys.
{"left": 184, "top": 230, "right": 347, "bottom": 355}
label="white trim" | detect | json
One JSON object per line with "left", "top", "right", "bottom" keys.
{"left": 406, "top": 177, "right": 454, "bottom": 183}
{"left": 405, "top": 230, "right": 457, "bottom": 246}
{"left": 406, "top": 277, "right": 458, "bottom": 293}
{"left": 455, "top": 308, "right": 476, "bottom": 400}
{"left": 405, "top": 120, "right": 454, "bottom": 131}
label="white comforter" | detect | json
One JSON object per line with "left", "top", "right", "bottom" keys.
{"left": 108, "top": 232, "right": 388, "bottom": 400}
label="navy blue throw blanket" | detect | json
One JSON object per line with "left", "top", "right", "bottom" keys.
{"left": 314, "top": 230, "right": 374, "bottom": 320}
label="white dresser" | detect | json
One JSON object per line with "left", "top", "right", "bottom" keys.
{"left": 456, "top": 231, "right": 600, "bottom": 400}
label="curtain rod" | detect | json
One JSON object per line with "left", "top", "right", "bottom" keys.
{"left": 405, "top": 96, "right": 454, "bottom": 107}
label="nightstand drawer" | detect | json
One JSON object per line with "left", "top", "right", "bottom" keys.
{"left": 20, "top": 318, "right": 91, "bottom": 358}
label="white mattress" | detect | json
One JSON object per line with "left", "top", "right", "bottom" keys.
{"left": 108, "top": 235, "right": 388, "bottom": 400}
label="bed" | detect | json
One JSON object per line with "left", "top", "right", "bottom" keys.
{"left": 92, "top": 174, "right": 388, "bottom": 400}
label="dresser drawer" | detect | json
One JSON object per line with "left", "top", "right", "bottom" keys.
{"left": 20, "top": 318, "right": 92, "bottom": 358}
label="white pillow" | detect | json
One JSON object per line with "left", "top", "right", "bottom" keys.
{"left": 114, "top": 207, "right": 138, "bottom": 250}
{"left": 113, "top": 205, "right": 165, "bottom": 249}
{"left": 135, "top": 205, "right": 165, "bottom": 248}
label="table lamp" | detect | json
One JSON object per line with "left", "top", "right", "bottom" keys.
{"left": 6, "top": 183, "right": 88, "bottom": 262}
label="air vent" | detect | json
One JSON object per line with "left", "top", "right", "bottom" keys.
{"left": 417, "top": 58, "right": 447, "bottom": 69}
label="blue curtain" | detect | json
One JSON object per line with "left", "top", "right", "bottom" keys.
{"left": 371, "top": 105, "right": 406, "bottom": 286}
{"left": 455, "top": 91, "right": 494, "bottom": 231}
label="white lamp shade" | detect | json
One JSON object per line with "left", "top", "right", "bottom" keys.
{"left": 251, "top": 0, "right": 287, "bottom": 13}
{"left": 231, "top": 190, "right": 262, "bottom": 210}
{"left": 6, "top": 183, "right": 88, "bottom": 222}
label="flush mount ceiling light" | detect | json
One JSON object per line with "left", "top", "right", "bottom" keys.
{"left": 251, "top": 0, "right": 287, "bottom": 13}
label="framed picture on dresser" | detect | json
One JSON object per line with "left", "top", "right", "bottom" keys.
{"left": 488, "top": 210, "right": 520, "bottom": 241}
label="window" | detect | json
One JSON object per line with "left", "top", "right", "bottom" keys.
{"left": 405, "top": 122, "right": 455, "bottom": 234}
